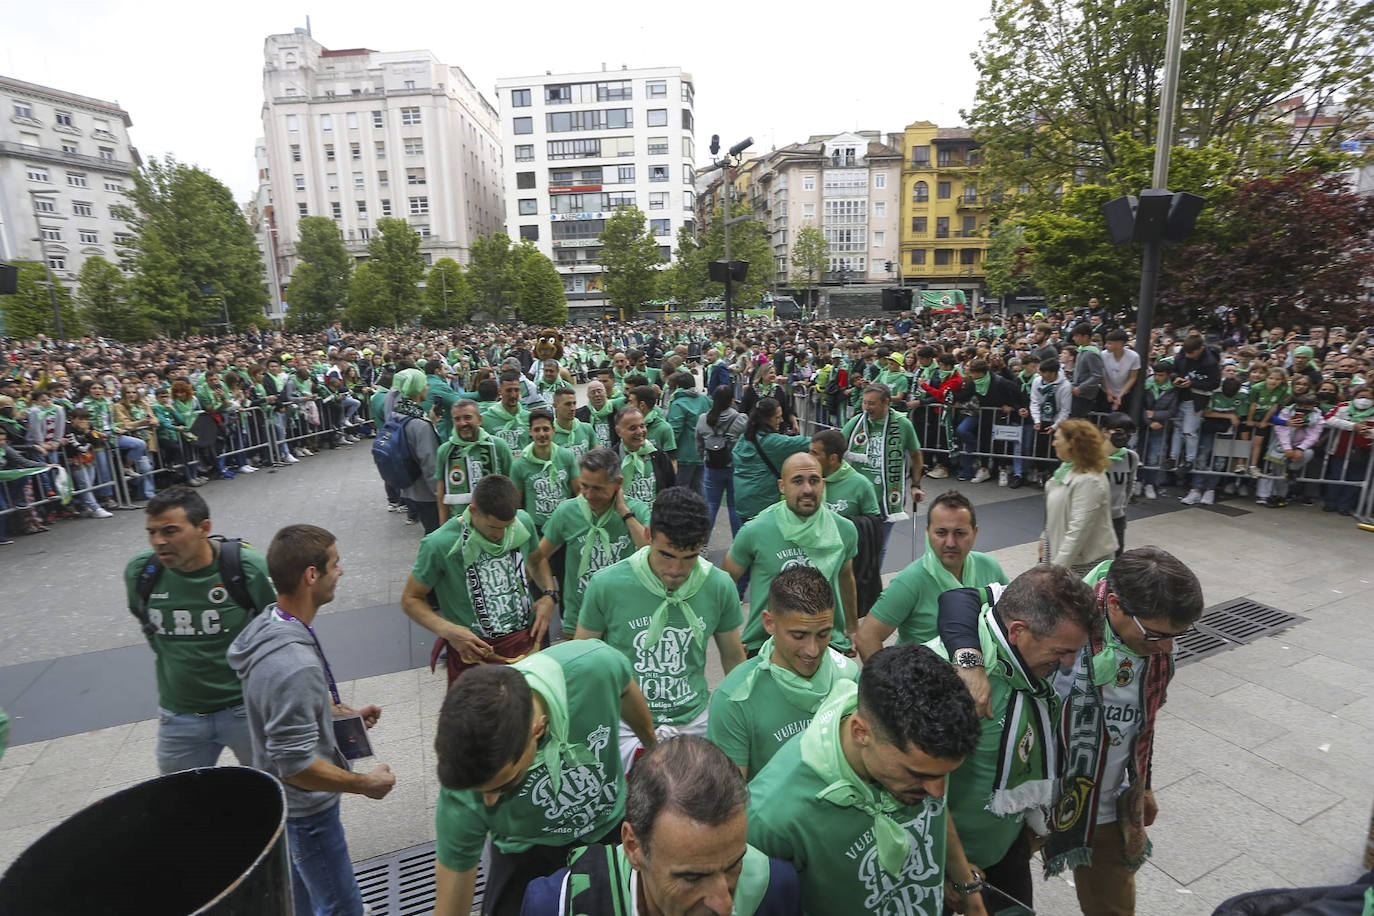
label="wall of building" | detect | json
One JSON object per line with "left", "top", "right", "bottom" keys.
{"left": 899, "top": 120, "right": 991, "bottom": 303}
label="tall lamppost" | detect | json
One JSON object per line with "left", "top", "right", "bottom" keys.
{"left": 704, "top": 135, "right": 753, "bottom": 336}
{"left": 28, "top": 189, "right": 64, "bottom": 339}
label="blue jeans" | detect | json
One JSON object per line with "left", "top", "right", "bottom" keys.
{"left": 704, "top": 465, "right": 742, "bottom": 538}
{"left": 1013, "top": 423, "right": 1035, "bottom": 477}
{"left": 288, "top": 801, "right": 364, "bottom": 916}
{"left": 956, "top": 415, "right": 980, "bottom": 478}
{"left": 155, "top": 703, "right": 253, "bottom": 774}
{"left": 1170, "top": 401, "right": 1202, "bottom": 464}
{"left": 676, "top": 463, "right": 704, "bottom": 496}
{"left": 1141, "top": 428, "right": 1167, "bottom": 485}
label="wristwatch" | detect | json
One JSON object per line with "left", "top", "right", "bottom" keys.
{"left": 954, "top": 649, "right": 985, "bottom": 670}
{"left": 537, "top": 587, "right": 560, "bottom": 602}
{"left": 951, "top": 869, "right": 986, "bottom": 895}
{"left": 621, "top": 511, "right": 636, "bottom": 522}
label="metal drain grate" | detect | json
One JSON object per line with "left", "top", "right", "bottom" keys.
{"left": 1174, "top": 598, "right": 1305, "bottom": 666}
{"left": 355, "top": 842, "right": 486, "bottom": 915}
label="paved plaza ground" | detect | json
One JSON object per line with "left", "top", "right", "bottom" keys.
{"left": 2, "top": 438, "right": 1372, "bottom": 914}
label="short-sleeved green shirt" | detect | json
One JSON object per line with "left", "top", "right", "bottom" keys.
{"left": 509, "top": 445, "right": 579, "bottom": 530}
{"left": 869, "top": 552, "right": 1008, "bottom": 646}
{"left": 822, "top": 468, "right": 882, "bottom": 520}
{"left": 579, "top": 557, "right": 743, "bottom": 725}
{"left": 552, "top": 418, "right": 596, "bottom": 459}
{"left": 727, "top": 510, "right": 858, "bottom": 652}
{"left": 540, "top": 497, "right": 651, "bottom": 629}
{"left": 481, "top": 403, "right": 531, "bottom": 451}
{"left": 123, "top": 546, "right": 278, "bottom": 714}
{"left": 435, "top": 639, "right": 632, "bottom": 871}
{"left": 410, "top": 510, "right": 538, "bottom": 638}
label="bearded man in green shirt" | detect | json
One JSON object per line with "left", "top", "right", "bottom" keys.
{"left": 483, "top": 371, "right": 532, "bottom": 452}
{"left": 746, "top": 644, "right": 984, "bottom": 916}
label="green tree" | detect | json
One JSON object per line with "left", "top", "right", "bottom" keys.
{"left": 700, "top": 201, "right": 773, "bottom": 308}
{"left": 344, "top": 261, "right": 389, "bottom": 329}
{"left": 115, "top": 156, "right": 268, "bottom": 333}
{"left": 467, "top": 233, "right": 523, "bottom": 320}
{"left": 363, "top": 217, "right": 424, "bottom": 328}
{"left": 518, "top": 249, "right": 569, "bottom": 325}
{"left": 422, "top": 258, "right": 473, "bottom": 327}
{"left": 790, "top": 225, "right": 828, "bottom": 310}
{"left": 286, "top": 217, "right": 352, "bottom": 333}
{"left": 982, "top": 222, "right": 1033, "bottom": 299}
{"left": 0, "top": 261, "right": 78, "bottom": 339}
{"left": 659, "top": 226, "right": 708, "bottom": 307}
{"left": 598, "top": 207, "right": 662, "bottom": 317}
{"left": 75, "top": 255, "right": 148, "bottom": 339}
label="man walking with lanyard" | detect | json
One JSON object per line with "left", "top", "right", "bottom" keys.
{"left": 808, "top": 429, "right": 881, "bottom": 520}
{"left": 722, "top": 452, "right": 860, "bottom": 657}
{"left": 708, "top": 566, "right": 859, "bottom": 779}
{"left": 436, "top": 399, "right": 513, "bottom": 527}
{"left": 939, "top": 547, "right": 1202, "bottom": 916}
{"left": 575, "top": 487, "right": 746, "bottom": 770}
{"left": 841, "top": 382, "right": 924, "bottom": 561}
{"left": 928, "top": 565, "right": 1096, "bottom": 914}
{"left": 529, "top": 448, "right": 651, "bottom": 634}
{"left": 854, "top": 490, "right": 1007, "bottom": 659}
{"left": 616, "top": 406, "right": 676, "bottom": 506}
{"left": 745, "top": 644, "right": 985, "bottom": 915}
{"left": 551, "top": 387, "right": 595, "bottom": 459}
{"left": 510, "top": 408, "right": 579, "bottom": 535}
{"left": 483, "top": 371, "right": 531, "bottom": 452}
{"left": 400, "top": 475, "right": 554, "bottom": 686}
{"left": 577, "top": 380, "right": 618, "bottom": 450}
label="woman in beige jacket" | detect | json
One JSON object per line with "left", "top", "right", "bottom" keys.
{"left": 1042, "top": 418, "right": 1118, "bottom": 575}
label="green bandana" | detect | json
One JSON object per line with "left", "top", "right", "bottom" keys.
{"left": 800, "top": 680, "right": 917, "bottom": 877}
{"left": 1078, "top": 345, "right": 1101, "bottom": 356}
{"left": 487, "top": 402, "right": 524, "bottom": 432}
{"left": 627, "top": 546, "right": 711, "bottom": 650}
{"left": 448, "top": 509, "right": 532, "bottom": 566}
{"left": 574, "top": 497, "right": 620, "bottom": 585}
{"left": 512, "top": 652, "right": 597, "bottom": 796}
{"left": 1145, "top": 377, "right": 1172, "bottom": 399}
{"left": 919, "top": 543, "right": 975, "bottom": 594}
{"left": 1348, "top": 402, "right": 1374, "bottom": 423}
{"left": 973, "top": 373, "right": 992, "bottom": 396}
{"left": 761, "top": 501, "right": 844, "bottom": 580}
{"left": 621, "top": 440, "right": 658, "bottom": 485}
{"left": 1051, "top": 460, "right": 1075, "bottom": 486}
{"left": 826, "top": 460, "right": 858, "bottom": 484}
{"left": 562, "top": 844, "right": 772, "bottom": 916}
{"left": 730, "top": 636, "right": 854, "bottom": 710}
{"left": 172, "top": 399, "right": 198, "bottom": 427}
{"left": 520, "top": 443, "right": 561, "bottom": 489}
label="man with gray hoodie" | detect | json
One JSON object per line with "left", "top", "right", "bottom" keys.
{"left": 229, "top": 524, "right": 395, "bottom": 916}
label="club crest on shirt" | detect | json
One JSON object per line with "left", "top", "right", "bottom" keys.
{"left": 208, "top": 586, "right": 228, "bottom": 604}
{"left": 1115, "top": 658, "right": 1135, "bottom": 687}
{"left": 1017, "top": 726, "right": 1035, "bottom": 763}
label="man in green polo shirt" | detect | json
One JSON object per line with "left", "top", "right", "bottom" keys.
{"left": 722, "top": 452, "right": 859, "bottom": 655}
{"left": 708, "top": 566, "right": 859, "bottom": 780}
{"left": 401, "top": 475, "right": 554, "bottom": 687}
{"left": 808, "top": 429, "right": 881, "bottom": 520}
{"left": 530, "top": 448, "right": 651, "bottom": 632}
{"left": 551, "top": 387, "right": 595, "bottom": 459}
{"left": 510, "top": 408, "right": 579, "bottom": 533}
{"left": 927, "top": 565, "right": 1096, "bottom": 913}
{"left": 576, "top": 486, "right": 746, "bottom": 770}
{"left": 746, "top": 644, "right": 984, "bottom": 915}
{"left": 841, "top": 383, "right": 925, "bottom": 563}
{"left": 432, "top": 638, "right": 657, "bottom": 916}
{"left": 483, "top": 371, "right": 531, "bottom": 452}
{"left": 855, "top": 490, "right": 1007, "bottom": 660}
{"left": 437, "top": 399, "right": 514, "bottom": 526}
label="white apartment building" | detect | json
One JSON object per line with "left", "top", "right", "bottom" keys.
{"left": 260, "top": 30, "right": 504, "bottom": 282}
{"left": 246, "top": 138, "right": 287, "bottom": 323}
{"left": 495, "top": 66, "right": 696, "bottom": 313}
{"left": 0, "top": 75, "right": 139, "bottom": 284}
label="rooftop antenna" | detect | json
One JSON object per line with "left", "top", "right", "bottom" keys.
{"left": 305, "top": 15, "right": 312, "bottom": 36}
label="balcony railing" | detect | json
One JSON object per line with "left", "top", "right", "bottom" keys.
{"left": 0, "top": 140, "right": 135, "bottom": 174}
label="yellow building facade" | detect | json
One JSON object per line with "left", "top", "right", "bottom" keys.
{"left": 899, "top": 121, "right": 991, "bottom": 300}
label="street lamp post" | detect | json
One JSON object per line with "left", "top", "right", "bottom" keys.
{"left": 28, "top": 190, "right": 64, "bottom": 339}
{"left": 706, "top": 135, "right": 753, "bottom": 337}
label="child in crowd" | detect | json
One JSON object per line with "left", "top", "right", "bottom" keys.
{"left": 1103, "top": 413, "right": 1140, "bottom": 554}
{"left": 1256, "top": 393, "right": 1325, "bottom": 508}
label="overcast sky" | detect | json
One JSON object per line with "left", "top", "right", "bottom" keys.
{"left": 4, "top": 0, "right": 993, "bottom": 202}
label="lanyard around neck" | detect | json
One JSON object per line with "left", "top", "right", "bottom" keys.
{"left": 275, "top": 606, "right": 341, "bottom": 704}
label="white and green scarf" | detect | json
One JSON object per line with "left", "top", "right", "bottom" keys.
{"left": 628, "top": 546, "right": 711, "bottom": 650}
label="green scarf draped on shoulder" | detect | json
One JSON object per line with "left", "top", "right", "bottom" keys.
{"left": 512, "top": 652, "right": 596, "bottom": 795}
{"left": 759, "top": 501, "right": 844, "bottom": 580}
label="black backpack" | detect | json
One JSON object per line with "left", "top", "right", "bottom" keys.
{"left": 702, "top": 415, "right": 738, "bottom": 470}
{"left": 130, "top": 537, "right": 259, "bottom": 637}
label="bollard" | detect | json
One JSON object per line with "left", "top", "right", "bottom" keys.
{"left": 0, "top": 766, "right": 291, "bottom": 915}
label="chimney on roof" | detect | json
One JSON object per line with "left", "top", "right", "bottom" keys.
{"left": 601, "top": 62, "right": 606, "bottom": 72}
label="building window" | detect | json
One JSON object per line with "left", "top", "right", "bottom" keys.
{"left": 325, "top": 144, "right": 336, "bottom": 161}
{"left": 321, "top": 114, "right": 333, "bottom": 131}
{"left": 603, "top": 136, "right": 636, "bottom": 157}
{"left": 802, "top": 174, "right": 816, "bottom": 192}
{"left": 960, "top": 248, "right": 978, "bottom": 265}
{"left": 357, "top": 201, "right": 368, "bottom": 217}
{"left": 350, "top": 142, "right": 361, "bottom": 160}
{"left": 375, "top": 141, "right": 386, "bottom": 158}
{"left": 912, "top": 146, "right": 930, "bottom": 167}
{"left": 354, "top": 172, "right": 365, "bottom": 189}
{"left": 114, "top": 232, "right": 132, "bottom": 245}
{"left": 329, "top": 202, "right": 342, "bottom": 219}
{"left": 55, "top": 110, "right": 73, "bottom": 127}
{"left": 682, "top": 110, "right": 694, "bottom": 132}
{"left": 616, "top": 165, "right": 635, "bottom": 182}
{"left": 294, "top": 175, "right": 306, "bottom": 190}
{"left": 912, "top": 181, "right": 929, "bottom": 202}
{"left": 911, "top": 249, "right": 926, "bottom": 266}
{"left": 41, "top": 227, "right": 62, "bottom": 241}
{"left": 104, "top": 179, "right": 123, "bottom": 192}
{"left": 545, "top": 109, "right": 632, "bottom": 133}
{"left": 647, "top": 109, "right": 668, "bottom": 128}
{"left": 381, "top": 198, "right": 392, "bottom": 216}
{"left": 912, "top": 216, "right": 927, "bottom": 234}
{"left": 606, "top": 191, "right": 636, "bottom": 208}
{"left": 646, "top": 80, "right": 667, "bottom": 98}
{"left": 802, "top": 202, "right": 816, "bottom": 219}
{"left": 936, "top": 217, "right": 950, "bottom": 238}
{"left": 409, "top": 196, "right": 429, "bottom": 215}
{"left": 934, "top": 249, "right": 952, "bottom": 266}
{"left": 13, "top": 100, "right": 34, "bottom": 118}
{"left": 683, "top": 165, "right": 694, "bottom": 184}
{"left": 67, "top": 172, "right": 88, "bottom": 188}
{"left": 407, "top": 168, "right": 426, "bottom": 185}
{"left": 403, "top": 138, "right": 424, "bottom": 156}
{"left": 48, "top": 255, "right": 67, "bottom": 271}
{"left": 874, "top": 200, "right": 887, "bottom": 217}
{"left": 378, "top": 170, "right": 389, "bottom": 186}
{"left": 649, "top": 165, "right": 669, "bottom": 183}
{"left": 519, "top": 224, "right": 539, "bottom": 241}
{"left": 359, "top": 227, "right": 370, "bottom": 241}
{"left": 34, "top": 198, "right": 56, "bottom": 213}
{"left": 423, "top": 253, "right": 433, "bottom": 265}
{"left": 328, "top": 173, "right": 339, "bottom": 190}
{"left": 873, "top": 230, "right": 885, "bottom": 247}
{"left": 290, "top": 144, "right": 301, "bottom": 162}
{"left": 513, "top": 116, "right": 533, "bottom": 135}
{"left": 26, "top": 165, "right": 49, "bottom": 182}
{"left": 515, "top": 144, "right": 535, "bottom": 161}
{"left": 400, "top": 107, "right": 421, "bottom": 125}
{"left": 963, "top": 183, "right": 979, "bottom": 202}
{"left": 346, "top": 112, "right": 359, "bottom": 130}
{"left": 874, "top": 172, "right": 887, "bottom": 189}
{"left": 938, "top": 181, "right": 951, "bottom": 199}
{"left": 62, "top": 142, "right": 79, "bottom": 154}
{"left": 650, "top": 219, "right": 671, "bottom": 236}
{"left": 511, "top": 88, "right": 531, "bottom": 107}
{"left": 649, "top": 192, "right": 668, "bottom": 210}
{"left": 963, "top": 216, "right": 978, "bottom": 235}
{"left": 518, "top": 198, "right": 537, "bottom": 215}
{"left": 286, "top": 115, "right": 299, "bottom": 131}
{"left": 683, "top": 190, "right": 694, "bottom": 209}
{"left": 647, "top": 136, "right": 668, "bottom": 156}
{"left": 371, "top": 110, "right": 384, "bottom": 128}
{"left": 516, "top": 171, "right": 536, "bottom": 189}
{"left": 298, "top": 202, "right": 309, "bottom": 216}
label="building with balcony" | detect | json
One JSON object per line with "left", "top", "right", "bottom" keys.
{"left": 0, "top": 75, "right": 140, "bottom": 285}
{"left": 259, "top": 29, "right": 504, "bottom": 282}
{"left": 899, "top": 121, "right": 993, "bottom": 306}
{"left": 495, "top": 66, "right": 695, "bottom": 313}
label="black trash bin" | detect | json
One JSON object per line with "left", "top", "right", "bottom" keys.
{"left": 0, "top": 766, "right": 291, "bottom": 915}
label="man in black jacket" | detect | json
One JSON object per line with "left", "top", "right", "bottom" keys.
{"left": 1169, "top": 334, "right": 1220, "bottom": 470}
{"left": 952, "top": 358, "right": 1018, "bottom": 483}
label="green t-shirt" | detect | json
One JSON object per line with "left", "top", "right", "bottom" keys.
{"left": 510, "top": 445, "right": 580, "bottom": 529}
{"left": 822, "top": 467, "right": 882, "bottom": 520}
{"left": 424, "top": 376, "right": 461, "bottom": 441}
{"left": 877, "top": 368, "right": 910, "bottom": 398}
{"left": 869, "top": 551, "right": 1008, "bottom": 646}
{"left": 435, "top": 639, "right": 632, "bottom": 871}
{"left": 410, "top": 510, "right": 538, "bottom": 638}
{"left": 642, "top": 410, "right": 677, "bottom": 453}
{"left": 552, "top": 418, "right": 596, "bottom": 459}
{"left": 1208, "top": 392, "right": 1245, "bottom": 416}
{"left": 746, "top": 699, "right": 949, "bottom": 915}
{"left": 540, "top": 496, "right": 651, "bottom": 629}
{"left": 708, "top": 649, "right": 860, "bottom": 779}
{"left": 840, "top": 412, "right": 922, "bottom": 518}
{"left": 1248, "top": 381, "right": 1286, "bottom": 422}
{"left": 482, "top": 402, "right": 531, "bottom": 451}
{"left": 579, "top": 557, "right": 743, "bottom": 725}
{"left": 123, "top": 546, "right": 278, "bottom": 714}
{"left": 728, "top": 511, "right": 858, "bottom": 652}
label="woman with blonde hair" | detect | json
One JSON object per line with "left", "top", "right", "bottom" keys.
{"left": 1043, "top": 418, "right": 1118, "bottom": 574}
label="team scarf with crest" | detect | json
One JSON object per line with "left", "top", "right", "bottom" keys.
{"left": 844, "top": 411, "right": 907, "bottom": 517}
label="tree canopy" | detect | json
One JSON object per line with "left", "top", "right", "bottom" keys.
{"left": 422, "top": 258, "right": 473, "bottom": 327}
{"left": 0, "top": 261, "right": 78, "bottom": 339}
{"left": 518, "top": 248, "right": 569, "bottom": 326}
{"left": 286, "top": 217, "right": 352, "bottom": 333}
{"left": 361, "top": 217, "right": 425, "bottom": 328}
{"left": 467, "top": 233, "right": 524, "bottom": 321}
{"left": 598, "top": 207, "right": 663, "bottom": 317}
{"left": 75, "top": 255, "right": 147, "bottom": 340}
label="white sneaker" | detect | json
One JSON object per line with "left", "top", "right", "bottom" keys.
{"left": 1181, "top": 489, "right": 1202, "bottom": 505}
{"left": 972, "top": 467, "right": 991, "bottom": 484}
{"left": 301, "top": 448, "right": 314, "bottom": 456}
{"left": 1200, "top": 489, "right": 1216, "bottom": 505}
{"left": 1132, "top": 481, "right": 1144, "bottom": 497}
{"left": 283, "top": 453, "right": 300, "bottom": 464}
{"left": 1144, "top": 484, "right": 1158, "bottom": 500}
{"left": 927, "top": 466, "right": 949, "bottom": 479}
{"left": 92, "top": 507, "right": 114, "bottom": 518}
{"left": 238, "top": 464, "right": 257, "bottom": 473}
{"left": 998, "top": 469, "right": 1009, "bottom": 487}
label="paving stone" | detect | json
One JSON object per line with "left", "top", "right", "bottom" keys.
{"left": 25, "top": 724, "right": 133, "bottom": 779}
{"left": 1150, "top": 773, "right": 1291, "bottom": 885}
{"left": 1170, "top": 662, "right": 1246, "bottom": 697}
{"left": 1161, "top": 682, "right": 1288, "bottom": 750}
